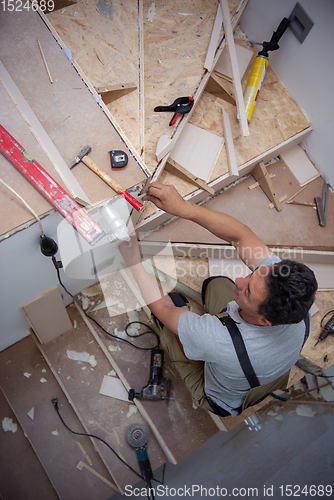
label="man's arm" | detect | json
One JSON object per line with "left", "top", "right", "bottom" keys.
{"left": 119, "top": 236, "right": 186, "bottom": 334}
{"left": 143, "top": 182, "right": 274, "bottom": 270}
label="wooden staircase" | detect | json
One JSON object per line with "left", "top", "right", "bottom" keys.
{"left": 0, "top": 279, "right": 221, "bottom": 498}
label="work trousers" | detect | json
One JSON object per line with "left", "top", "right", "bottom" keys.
{"left": 152, "top": 276, "right": 235, "bottom": 415}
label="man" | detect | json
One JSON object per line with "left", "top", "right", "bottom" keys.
{"left": 120, "top": 182, "right": 317, "bottom": 417}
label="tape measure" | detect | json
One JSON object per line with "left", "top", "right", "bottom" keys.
{"left": 109, "top": 150, "right": 128, "bottom": 170}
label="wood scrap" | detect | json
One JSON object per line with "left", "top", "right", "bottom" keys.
{"left": 252, "top": 161, "right": 282, "bottom": 211}
{"left": 94, "top": 83, "right": 137, "bottom": 105}
{"left": 214, "top": 42, "right": 253, "bottom": 83}
{"left": 248, "top": 174, "right": 275, "bottom": 190}
{"left": 205, "top": 73, "right": 236, "bottom": 105}
{"left": 76, "top": 462, "right": 118, "bottom": 491}
{"left": 267, "top": 195, "right": 287, "bottom": 209}
{"left": 37, "top": 39, "right": 53, "bottom": 84}
{"left": 165, "top": 158, "right": 215, "bottom": 195}
{"left": 221, "top": 105, "right": 238, "bottom": 177}
{"left": 21, "top": 287, "right": 72, "bottom": 344}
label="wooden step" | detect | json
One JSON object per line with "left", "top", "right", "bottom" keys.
{"left": 33, "top": 304, "right": 167, "bottom": 494}
{"left": 0, "top": 336, "right": 117, "bottom": 500}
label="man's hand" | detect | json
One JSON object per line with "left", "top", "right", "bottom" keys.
{"left": 143, "top": 182, "right": 189, "bottom": 217}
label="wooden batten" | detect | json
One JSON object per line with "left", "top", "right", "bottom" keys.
{"left": 251, "top": 161, "right": 282, "bottom": 211}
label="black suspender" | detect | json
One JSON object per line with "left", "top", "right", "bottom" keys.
{"left": 219, "top": 314, "right": 310, "bottom": 389}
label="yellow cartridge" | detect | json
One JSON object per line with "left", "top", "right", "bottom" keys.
{"left": 243, "top": 55, "right": 268, "bottom": 122}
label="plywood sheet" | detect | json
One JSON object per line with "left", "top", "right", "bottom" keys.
{"left": 215, "top": 42, "right": 253, "bottom": 82}
{"left": 21, "top": 286, "right": 73, "bottom": 344}
{"left": 280, "top": 145, "right": 320, "bottom": 186}
{"left": 169, "top": 123, "right": 224, "bottom": 181}
{"left": 0, "top": 7, "right": 147, "bottom": 235}
{"left": 38, "top": 304, "right": 166, "bottom": 494}
{"left": 0, "top": 336, "right": 116, "bottom": 500}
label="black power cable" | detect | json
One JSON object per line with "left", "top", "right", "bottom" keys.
{"left": 49, "top": 256, "right": 166, "bottom": 499}
{"left": 52, "top": 256, "right": 160, "bottom": 351}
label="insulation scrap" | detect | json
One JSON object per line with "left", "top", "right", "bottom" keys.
{"left": 52, "top": 429, "right": 59, "bottom": 436}
{"left": 2, "top": 417, "right": 18, "bottom": 433}
{"left": 296, "top": 405, "right": 316, "bottom": 418}
{"left": 40, "top": 378, "right": 47, "bottom": 383}
{"left": 147, "top": 2, "right": 155, "bottom": 22}
{"left": 27, "top": 408, "right": 34, "bottom": 420}
{"left": 23, "top": 372, "right": 32, "bottom": 378}
{"left": 67, "top": 350, "right": 97, "bottom": 367}
{"left": 109, "top": 345, "right": 121, "bottom": 352}
{"left": 127, "top": 405, "right": 138, "bottom": 418}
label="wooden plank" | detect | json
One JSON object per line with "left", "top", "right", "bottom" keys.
{"left": 204, "top": 3, "right": 224, "bottom": 71}
{"left": 252, "top": 161, "right": 282, "bottom": 211}
{"left": 169, "top": 123, "right": 224, "bottom": 182}
{"left": 21, "top": 287, "right": 73, "bottom": 344}
{"left": 220, "top": 0, "right": 249, "bottom": 137}
{"left": 35, "top": 304, "right": 167, "bottom": 494}
{"left": 0, "top": 335, "right": 116, "bottom": 500}
{"left": 0, "top": 62, "right": 91, "bottom": 206}
{"left": 280, "top": 145, "right": 320, "bottom": 186}
{"left": 221, "top": 105, "right": 238, "bottom": 176}
{"left": 166, "top": 158, "right": 215, "bottom": 195}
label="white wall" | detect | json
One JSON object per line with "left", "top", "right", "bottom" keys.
{"left": 240, "top": 0, "right": 334, "bottom": 187}
{"left": 0, "top": 212, "right": 98, "bottom": 352}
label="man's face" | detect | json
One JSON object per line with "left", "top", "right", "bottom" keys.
{"left": 233, "top": 266, "right": 270, "bottom": 325}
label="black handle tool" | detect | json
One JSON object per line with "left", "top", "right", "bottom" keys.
{"left": 154, "top": 96, "right": 194, "bottom": 126}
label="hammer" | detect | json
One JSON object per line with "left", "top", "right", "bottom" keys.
{"left": 70, "top": 145, "right": 143, "bottom": 211}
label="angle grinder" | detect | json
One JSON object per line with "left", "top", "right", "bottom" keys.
{"left": 127, "top": 423, "right": 153, "bottom": 482}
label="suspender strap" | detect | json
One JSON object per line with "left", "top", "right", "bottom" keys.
{"left": 219, "top": 316, "right": 260, "bottom": 388}
{"left": 219, "top": 313, "right": 311, "bottom": 390}
{"left": 303, "top": 314, "right": 310, "bottom": 346}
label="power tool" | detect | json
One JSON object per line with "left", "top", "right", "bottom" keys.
{"left": 128, "top": 349, "right": 171, "bottom": 401}
{"left": 243, "top": 17, "right": 291, "bottom": 123}
{"left": 126, "top": 423, "right": 153, "bottom": 483}
{"left": 315, "top": 311, "right": 334, "bottom": 346}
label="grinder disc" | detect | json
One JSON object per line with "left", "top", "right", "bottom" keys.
{"left": 127, "top": 423, "right": 149, "bottom": 448}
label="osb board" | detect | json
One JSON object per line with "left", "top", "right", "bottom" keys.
{"left": 0, "top": 8, "right": 146, "bottom": 235}
{"left": 47, "top": 0, "right": 141, "bottom": 152}
{"left": 0, "top": 336, "right": 115, "bottom": 500}
{"left": 37, "top": 304, "right": 166, "bottom": 494}
{"left": 140, "top": 65, "right": 311, "bottom": 221}
{"left": 0, "top": 388, "right": 59, "bottom": 500}
{"left": 143, "top": 160, "right": 334, "bottom": 251}
{"left": 302, "top": 291, "right": 334, "bottom": 370}
{"left": 85, "top": 272, "right": 219, "bottom": 464}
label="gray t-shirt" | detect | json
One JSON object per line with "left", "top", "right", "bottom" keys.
{"left": 178, "top": 256, "right": 307, "bottom": 416}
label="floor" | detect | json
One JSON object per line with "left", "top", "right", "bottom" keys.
{"left": 110, "top": 400, "right": 334, "bottom": 500}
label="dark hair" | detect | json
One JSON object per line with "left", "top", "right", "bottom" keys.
{"left": 258, "top": 260, "right": 318, "bottom": 325}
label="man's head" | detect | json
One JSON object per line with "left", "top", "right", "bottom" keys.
{"left": 233, "top": 260, "right": 318, "bottom": 326}
{"left": 258, "top": 260, "right": 318, "bottom": 325}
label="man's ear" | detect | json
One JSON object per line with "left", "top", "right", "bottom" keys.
{"left": 258, "top": 316, "right": 272, "bottom": 327}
